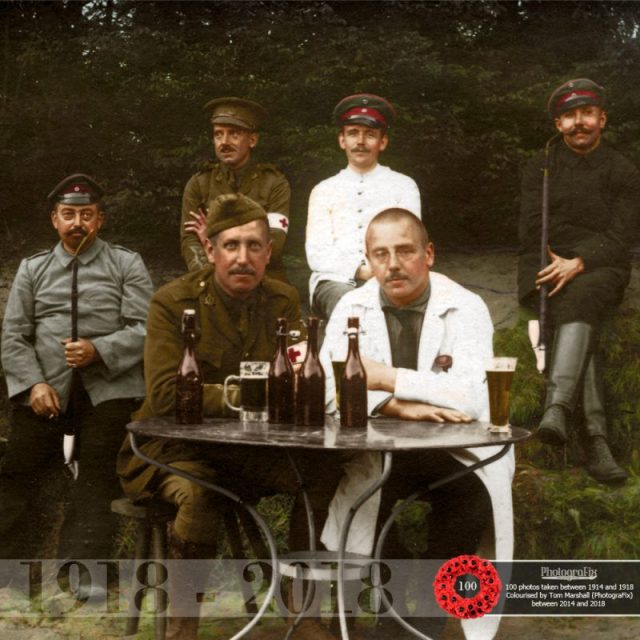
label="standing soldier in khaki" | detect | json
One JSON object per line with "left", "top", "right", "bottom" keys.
{"left": 180, "top": 97, "right": 291, "bottom": 281}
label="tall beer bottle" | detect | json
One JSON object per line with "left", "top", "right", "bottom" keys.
{"left": 295, "top": 316, "right": 325, "bottom": 427}
{"left": 340, "top": 317, "right": 368, "bottom": 428}
{"left": 268, "top": 317, "right": 295, "bottom": 424}
{"left": 175, "top": 309, "right": 203, "bottom": 424}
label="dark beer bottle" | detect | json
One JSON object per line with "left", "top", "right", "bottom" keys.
{"left": 268, "top": 317, "right": 295, "bottom": 424}
{"left": 340, "top": 317, "right": 368, "bottom": 428}
{"left": 175, "top": 309, "right": 203, "bottom": 424}
{"left": 295, "top": 316, "right": 325, "bottom": 427}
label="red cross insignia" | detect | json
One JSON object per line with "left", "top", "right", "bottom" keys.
{"left": 288, "top": 346, "right": 301, "bottom": 363}
{"left": 280, "top": 217, "right": 289, "bottom": 229}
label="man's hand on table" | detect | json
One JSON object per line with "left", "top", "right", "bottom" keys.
{"left": 361, "top": 356, "right": 397, "bottom": 392}
{"left": 381, "top": 397, "right": 472, "bottom": 423}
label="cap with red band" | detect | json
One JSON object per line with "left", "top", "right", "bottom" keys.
{"left": 547, "top": 78, "right": 605, "bottom": 118}
{"left": 48, "top": 173, "right": 104, "bottom": 206}
{"left": 333, "top": 93, "right": 396, "bottom": 130}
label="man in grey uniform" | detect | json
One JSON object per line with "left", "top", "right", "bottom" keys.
{"left": 0, "top": 174, "right": 153, "bottom": 568}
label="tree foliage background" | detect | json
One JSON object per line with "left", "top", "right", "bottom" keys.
{"left": 2, "top": 0, "right": 640, "bottom": 564}
{"left": 2, "top": 0, "right": 640, "bottom": 267}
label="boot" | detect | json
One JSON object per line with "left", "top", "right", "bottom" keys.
{"left": 166, "top": 523, "right": 217, "bottom": 640}
{"left": 585, "top": 436, "right": 628, "bottom": 485}
{"left": 538, "top": 322, "right": 594, "bottom": 446}
{"left": 581, "top": 355, "right": 628, "bottom": 484}
{"left": 286, "top": 580, "right": 337, "bottom": 640}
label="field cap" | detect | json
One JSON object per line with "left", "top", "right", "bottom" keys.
{"left": 206, "top": 193, "right": 267, "bottom": 238}
{"left": 203, "top": 97, "right": 268, "bottom": 131}
{"left": 333, "top": 93, "right": 396, "bottom": 129}
{"left": 48, "top": 173, "right": 104, "bottom": 205}
{"left": 547, "top": 78, "right": 605, "bottom": 118}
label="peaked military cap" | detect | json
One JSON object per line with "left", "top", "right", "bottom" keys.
{"left": 206, "top": 193, "right": 267, "bottom": 238}
{"left": 333, "top": 93, "right": 396, "bottom": 129}
{"left": 547, "top": 78, "right": 605, "bottom": 118}
{"left": 203, "top": 97, "right": 268, "bottom": 131}
{"left": 47, "top": 173, "right": 104, "bottom": 205}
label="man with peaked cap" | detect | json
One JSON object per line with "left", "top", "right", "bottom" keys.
{"left": 0, "top": 174, "right": 152, "bottom": 581}
{"left": 518, "top": 78, "right": 640, "bottom": 484}
{"left": 180, "top": 96, "right": 291, "bottom": 281}
{"left": 306, "top": 92, "right": 421, "bottom": 320}
{"left": 118, "top": 193, "right": 344, "bottom": 640}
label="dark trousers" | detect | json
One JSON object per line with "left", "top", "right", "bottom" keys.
{"left": 378, "top": 450, "right": 492, "bottom": 560}
{"left": 0, "top": 389, "right": 137, "bottom": 560}
{"left": 375, "top": 451, "right": 492, "bottom": 638}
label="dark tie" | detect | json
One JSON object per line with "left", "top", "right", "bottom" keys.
{"left": 388, "top": 308, "right": 418, "bottom": 370}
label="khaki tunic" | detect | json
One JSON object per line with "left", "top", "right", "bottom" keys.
{"left": 180, "top": 161, "right": 291, "bottom": 280}
{"left": 117, "top": 267, "right": 304, "bottom": 501}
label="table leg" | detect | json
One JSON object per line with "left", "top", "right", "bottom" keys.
{"left": 371, "top": 443, "right": 513, "bottom": 639}
{"left": 284, "top": 451, "right": 318, "bottom": 640}
{"left": 337, "top": 451, "right": 393, "bottom": 640}
{"left": 129, "top": 433, "right": 279, "bottom": 640}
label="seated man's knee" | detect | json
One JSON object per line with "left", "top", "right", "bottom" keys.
{"left": 159, "top": 472, "right": 223, "bottom": 544}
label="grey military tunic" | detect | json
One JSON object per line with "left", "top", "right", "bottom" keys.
{"left": 1, "top": 238, "right": 153, "bottom": 410}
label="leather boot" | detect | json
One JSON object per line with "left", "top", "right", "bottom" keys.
{"left": 581, "top": 356, "right": 628, "bottom": 484}
{"left": 166, "top": 523, "right": 217, "bottom": 640}
{"left": 538, "top": 322, "right": 593, "bottom": 446}
{"left": 585, "top": 436, "right": 628, "bottom": 485}
{"left": 287, "top": 580, "right": 337, "bottom": 640}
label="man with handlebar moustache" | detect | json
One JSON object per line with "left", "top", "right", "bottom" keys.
{"left": 518, "top": 78, "right": 640, "bottom": 485}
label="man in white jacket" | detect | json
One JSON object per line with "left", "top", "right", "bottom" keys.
{"left": 320, "top": 208, "right": 514, "bottom": 640}
{"left": 306, "top": 93, "right": 421, "bottom": 320}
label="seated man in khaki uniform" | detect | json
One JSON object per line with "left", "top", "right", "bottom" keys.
{"left": 118, "top": 193, "right": 342, "bottom": 640}
{"left": 181, "top": 97, "right": 291, "bottom": 281}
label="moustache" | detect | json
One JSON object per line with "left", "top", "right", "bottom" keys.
{"left": 385, "top": 274, "right": 408, "bottom": 284}
{"left": 568, "top": 126, "right": 592, "bottom": 135}
{"left": 229, "top": 266, "right": 256, "bottom": 276}
{"left": 218, "top": 145, "right": 236, "bottom": 153}
{"left": 67, "top": 228, "right": 88, "bottom": 237}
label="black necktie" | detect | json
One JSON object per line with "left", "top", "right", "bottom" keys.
{"left": 388, "top": 308, "right": 418, "bottom": 370}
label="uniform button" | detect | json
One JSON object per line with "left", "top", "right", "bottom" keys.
{"left": 357, "top": 191, "right": 363, "bottom": 195}
{"left": 358, "top": 224, "right": 363, "bottom": 229}
{"left": 358, "top": 209, "right": 362, "bottom": 213}
{"left": 199, "top": 281, "right": 205, "bottom": 288}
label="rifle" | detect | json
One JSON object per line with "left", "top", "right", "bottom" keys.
{"left": 528, "top": 134, "right": 559, "bottom": 373}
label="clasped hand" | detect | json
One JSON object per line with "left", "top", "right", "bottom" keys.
{"left": 536, "top": 246, "right": 584, "bottom": 297}
{"left": 184, "top": 209, "right": 208, "bottom": 246}
{"left": 63, "top": 338, "right": 98, "bottom": 369}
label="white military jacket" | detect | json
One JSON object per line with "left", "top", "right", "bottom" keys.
{"left": 305, "top": 163, "right": 421, "bottom": 302}
{"left": 320, "top": 273, "right": 515, "bottom": 640}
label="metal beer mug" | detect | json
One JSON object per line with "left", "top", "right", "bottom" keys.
{"left": 224, "top": 361, "right": 270, "bottom": 422}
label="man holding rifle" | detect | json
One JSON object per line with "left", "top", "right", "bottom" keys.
{"left": 518, "top": 79, "right": 640, "bottom": 484}
{"left": 0, "top": 174, "right": 152, "bottom": 572}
